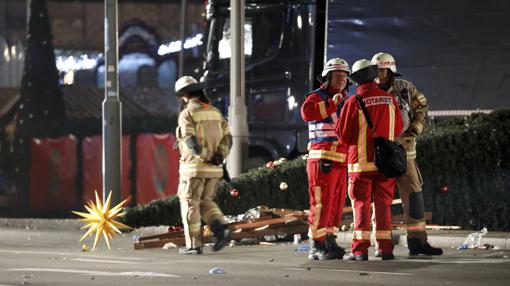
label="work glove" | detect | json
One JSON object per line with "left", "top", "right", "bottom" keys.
{"left": 211, "top": 153, "right": 224, "bottom": 166}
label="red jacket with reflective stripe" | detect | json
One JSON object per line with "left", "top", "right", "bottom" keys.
{"left": 336, "top": 82, "right": 403, "bottom": 174}
{"left": 301, "top": 86, "right": 348, "bottom": 165}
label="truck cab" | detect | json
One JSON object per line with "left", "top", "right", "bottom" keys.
{"left": 202, "top": 0, "right": 324, "bottom": 169}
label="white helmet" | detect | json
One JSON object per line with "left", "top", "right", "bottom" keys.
{"left": 321, "top": 58, "right": 350, "bottom": 77}
{"left": 371, "top": 52, "right": 401, "bottom": 76}
{"left": 174, "top": 75, "right": 205, "bottom": 97}
{"left": 348, "top": 59, "right": 378, "bottom": 85}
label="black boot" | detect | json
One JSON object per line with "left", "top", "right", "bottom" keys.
{"left": 381, "top": 253, "right": 395, "bottom": 260}
{"left": 210, "top": 220, "right": 231, "bottom": 252}
{"left": 408, "top": 238, "right": 443, "bottom": 256}
{"left": 324, "top": 234, "right": 346, "bottom": 259}
{"left": 308, "top": 240, "right": 336, "bottom": 260}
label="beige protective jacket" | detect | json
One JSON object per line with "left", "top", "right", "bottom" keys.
{"left": 388, "top": 79, "right": 428, "bottom": 159}
{"left": 176, "top": 98, "right": 231, "bottom": 178}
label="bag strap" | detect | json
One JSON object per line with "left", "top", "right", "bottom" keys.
{"left": 355, "top": 94, "right": 374, "bottom": 129}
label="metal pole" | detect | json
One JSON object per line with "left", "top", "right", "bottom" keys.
{"left": 323, "top": 0, "right": 329, "bottom": 65}
{"left": 227, "top": 0, "right": 248, "bottom": 178}
{"left": 102, "top": 0, "right": 122, "bottom": 204}
{"left": 178, "top": 0, "right": 187, "bottom": 77}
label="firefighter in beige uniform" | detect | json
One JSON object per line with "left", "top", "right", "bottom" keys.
{"left": 371, "top": 52, "right": 442, "bottom": 256}
{"left": 174, "top": 76, "right": 232, "bottom": 255}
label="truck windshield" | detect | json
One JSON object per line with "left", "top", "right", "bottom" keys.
{"left": 206, "top": 6, "right": 284, "bottom": 76}
{"left": 218, "top": 19, "right": 253, "bottom": 60}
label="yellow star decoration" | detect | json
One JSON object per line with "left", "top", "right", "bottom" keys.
{"left": 73, "top": 191, "right": 131, "bottom": 251}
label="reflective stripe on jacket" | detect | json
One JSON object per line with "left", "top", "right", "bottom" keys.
{"left": 301, "top": 87, "right": 348, "bottom": 164}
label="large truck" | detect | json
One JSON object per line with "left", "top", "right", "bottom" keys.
{"left": 202, "top": 0, "right": 510, "bottom": 168}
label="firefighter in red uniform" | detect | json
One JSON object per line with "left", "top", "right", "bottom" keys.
{"left": 337, "top": 59, "right": 403, "bottom": 261}
{"left": 301, "top": 58, "right": 350, "bottom": 260}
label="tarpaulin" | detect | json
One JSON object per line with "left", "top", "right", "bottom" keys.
{"left": 136, "top": 133, "right": 179, "bottom": 204}
{"left": 81, "top": 135, "right": 131, "bottom": 204}
{"left": 29, "top": 135, "right": 77, "bottom": 212}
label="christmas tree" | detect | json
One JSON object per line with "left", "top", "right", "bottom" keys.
{"left": 14, "top": 0, "right": 66, "bottom": 214}
{"left": 17, "top": 0, "right": 65, "bottom": 132}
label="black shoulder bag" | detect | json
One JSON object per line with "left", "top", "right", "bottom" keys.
{"left": 355, "top": 95, "right": 407, "bottom": 178}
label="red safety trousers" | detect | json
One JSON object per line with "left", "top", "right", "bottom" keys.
{"left": 336, "top": 81, "right": 403, "bottom": 256}
{"left": 307, "top": 160, "right": 347, "bottom": 240}
{"left": 348, "top": 173, "right": 395, "bottom": 255}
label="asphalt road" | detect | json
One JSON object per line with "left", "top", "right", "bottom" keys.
{"left": 0, "top": 226, "right": 509, "bottom": 286}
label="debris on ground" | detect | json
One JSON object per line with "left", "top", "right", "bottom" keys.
{"left": 295, "top": 244, "right": 310, "bottom": 252}
{"left": 458, "top": 227, "right": 488, "bottom": 250}
{"left": 135, "top": 206, "right": 309, "bottom": 250}
{"left": 209, "top": 267, "right": 226, "bottom": 275}
{"left": 134, "top": 202, "right": 452, "bottom": 250}
{"left": 162, "top": 242, "right": 178, "bottom": 249}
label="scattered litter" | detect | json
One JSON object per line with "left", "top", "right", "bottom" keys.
{"left": 478, "top": 243, "right": 494, "bottom": 250}
{"left": 293, "top": 234, "right": 301, "bottom": 245}
{"left": 276, "top": 234, "right": 287, "bottom": 240}
{"left": 209, "top": 267, "right": 226, "bottom": 275}
{"left": 306, "top": 267, "right": 311, "bottom": 270}
{"left": 90, "top": 277, "right": 95, "bottom": 280}
{"left": 295, "top": 244, "right": 310, "bottom": 252}
{"left": 162, "top": 242, "right": 177, "bottom": 249}
{"left": 81, "top": 244, "right": 89, "bottom": 252}
{"left": 224, "top": 206, "right": 263, "bottom": 223}
{"left": 22, "top": 274, "right": 33, "bottom": 279}
{"left": 284, "top": 274, "right": 290, "bottom": 277}
{"left": 460, "top": 227, "right": 488, "bottom": 249}
{"left": 264, "top": 235, "right": 277, "bottom": 242}
{"left": 358, "top": 272, "right": 369, "bottom": 276}
{"left": 132, "top": 234, "right": 141, "bottom": 242}
{"left": 268, "top": 258, "right": 274, "bottom": 262}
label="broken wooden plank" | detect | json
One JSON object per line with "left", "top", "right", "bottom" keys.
{"left": 134, "top": 214, "right": 309, "bottom": 250}
{"left": 230, "top": 224, "right": 308, "bottom": 240}
{"left": 137, "top": 230, "right": 184, "bottom": 242}
{"left": 135, "top": 237, "right": 188, "bottom": 250}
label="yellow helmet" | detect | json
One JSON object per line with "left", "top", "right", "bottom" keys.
{"left": 371, "top": 52, "right": 401, "bottom": 76}
{"left": 321, "top": 58, "right": 350, "bottom": 77}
